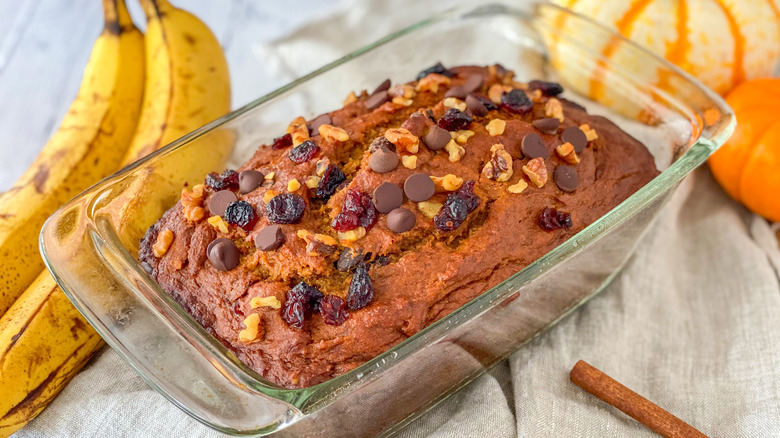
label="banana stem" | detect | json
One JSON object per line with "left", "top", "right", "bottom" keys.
{"left": 102, "top": 0, "right": 133, "bottom": 32}
{"left": 139, "top": 0, "right": 173, "bottom": 20}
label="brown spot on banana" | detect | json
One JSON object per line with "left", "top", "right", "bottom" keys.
{"left": 183, "top": 33, "right": 196, "bottom": 44}
{"left": 0, "top": 214, "right": 14, "bottom": 220}
{"left": 32, "top": 166, "right": 49, "bottom": 194}
{"left": 69, "top": 318, "right": 87, "bottom": 340}
{"left": 0, "top": 341, "right": 91, "bottom": 421}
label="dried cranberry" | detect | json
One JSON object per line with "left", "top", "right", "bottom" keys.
{"left": 528, "top": 80, "right": 564, "bottom": 97}
{"left": 346, "top": 263, "right": 373, "bottom": 310}
{"left": 266, "top": 194, "right": 306, "bottom": 224}
{"left": 224, "top": 200, "right": 257, "bottom": 230}
{"left": 332, "top": 188, "right": 378, "bottom": 231}
{"left": 320, "top": 295, "right": 349, "bottom": 325}
{"left": 289, "top": 140, "right": 320, "bottom": 164}
{"left": 205, "top": 169, "right": 240, "bottom": 191}
{"left": 437, "top": 108, "right": 473, "bottom": 131}
{"left": 501, "top": 89, "right": 533, "bottom": 114}
{"left": 271, "top": 133, "right": 293, "bottom": 149}
{"left": 316, "top": 164, "right": 346, "bottom": 200}
{"left": 416, "top": 62, "right": 453, "bottom": 80}
{"left": 282, "top": 298, "right": 306, "bottom": 329}
{"left": 332, "top": 211, "right": 359, "bottom": 232}
{"left": 538, "top": 207, "right": 572, "bottom": 231}
{"left": 282, "top": 282, "right": 324, "bottom": 329}
{"left": 433, "top": 180, "right": 480, "bottom": 231}
{"left": 232, "top": 301, "right": 244, "bottom": 317}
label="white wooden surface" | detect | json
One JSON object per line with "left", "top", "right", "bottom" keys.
{"left": 0, "top": 0, "right": 351, "bottom": 191}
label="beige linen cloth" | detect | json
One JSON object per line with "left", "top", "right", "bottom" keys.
{"left": 18, "top": 0, "right": 780, "bottom": 436}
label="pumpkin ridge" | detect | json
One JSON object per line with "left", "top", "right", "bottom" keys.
{"left": 656, "top": 0, "right": 689, "bottom": 96}
{"left": 712, "top": 0, "right": 746, "bottom": 89}
{"left": 589, "top": 0, "right": 655, "bottom": 101}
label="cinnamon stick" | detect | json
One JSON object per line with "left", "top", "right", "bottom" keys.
{"left": 570, "top": 360, "right": 709, "bottom": 438}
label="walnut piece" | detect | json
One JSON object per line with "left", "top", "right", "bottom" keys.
{"left": 579, "top": 123, "right": 599, "bottom": 141}
{"left": 183, "top": 206, "right": 205, "bottom": 223}
{"left": 297, "top": 230, "right": 338, "bottom": 255}
{"left": 337, "top": 226, "right": 366, "bottom": 242}
{"left": 401, "top": 155, "right": 418, "bottom": 169}
{"left": 488, "top": 84, "right": 512, "bottom": 104}
{"left": 418, "top": 201, "right": 443, "bottom": 218}
{"left": 287, "top": 116, "right": 310, "bottom": 146}
{"left": 388, "top": 84, "right": 416, "bottom": 99}
{"left": 522, "top": 157, "right": 549, "bottom": 188}
{"left": 319, "top": 124, "right": 350, "bottom": 142}
{"left": 416, "top": 73, "right": 451, "bottom": 93}
{"left": 486, "top": 119, "right": 506, "bottom": 136}
{"left": 556, "top": 142, "right": 581, "bottom": 164}
{"left": 431, "top": 174, "right": 464, "bottom": 192}
{"left": 445, "top": 139, "right": 465, "bottom": 162}
{"left": 152, "top": 229, "right": 174, "bottom": 258}
{"left": 443, "top": 97, "right": 467, "bottom": 112}
{"left": 392, "top": 96, "right": 414, "bottom": 106}
{"left": 482, "top": 144, "right": 514, "bottom": 182}
{"left": 452, "top": 130, "right": 475, "bottom": 145}
{"left": 384, "top": 127, "right": 419, "bottom": 154}
{"left": 250, "top": 296, "right": 282, "bottom": 310}
{"left": 287, "top": 179, "right": 301, "bottom": 192}
{"left": 343, "top": 91, "right": 358, "bottom": 105}
{"left": 544, "top": 98, "right": 564, "bottom": 122}
{"left": 238, "top": 314, "right": 262, "bottom": 343}
{"left": 305, "top": 175, "right": 321, "bottom": 189}
{"left": 207, "top": 216, "right": 229, "bottom": 234}
{"left": 507, "top": 179, "right": 528, "bottom": 194}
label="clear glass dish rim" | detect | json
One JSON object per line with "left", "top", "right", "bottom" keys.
{"left": 40, "top": 0, "right": 735, "bottom": 416}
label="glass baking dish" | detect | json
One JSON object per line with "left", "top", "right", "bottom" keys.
{"left": 40, "top": 2, "right": 733, "bottom": 436}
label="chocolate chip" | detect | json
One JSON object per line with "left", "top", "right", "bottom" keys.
{"left": 445, "top": 86, "right": 468, "bottom": 99}
{"left": 465, "top": 94, "right": 488, "bottom": 116}
{"left": 528, "top": 80, "right": 564, "bottom": 96}
{"left": 368, "top": 147, "right": 399, "bottom": 173}
{"left": 521, "top": 133, "right": 549, "bottom": 159}
{"left": 254, "top": 225, "right": 284, "bottom": 251}
{"left": 365, "top": 90, "right": 389, "bottom": 110}
{"left": 423, "top": 125, "right": 451, "bottom": 151}
{"left": 554, "top": 165, "right": 579, "bottom": 192}
{"left": 401, "top": 113, "right": 428, "bottom": 138}
{"left": 561, "top": 126, "right": 588, "bottom": 153}
{"left": 532, "top": 117, "right": 560, "bottom": 135}
{"left": 387, "top": 207, "right": 416, "bottom": 233}
{"left": 372, "top": 79, "right": 391, "bottom": 94}
{"left": 207, "top": 238, "right": 240, "bottom": 271}
{"left": 308, "top": 114, "right": 332, "bottom": 133}
{"left": 462, "top": 74, "right": 484, "bottom": 93}
{"left": 337, "top": 248, "right": 367, "bottom": 272}
{"left": 208, "top": 190, "right": 238, "bottom": 217}
{"left": 369, "top": 136, "right": 396, "bottom": 153}
{"left": 404, "top": 173, "right": 435, "bottom": 202}
{"left": 372, "top": 182, "right": 404, "bottom": 214}
{"left": 239, "top": 170, "right": 264, "bottom": 194}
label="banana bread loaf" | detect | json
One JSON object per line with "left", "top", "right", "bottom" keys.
{"left": 139, "top": 64, "right": 659, "bottom": 388}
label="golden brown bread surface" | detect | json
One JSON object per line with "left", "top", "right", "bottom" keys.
{"left": 139, "top": 65, "right": 659, "bottom": 388}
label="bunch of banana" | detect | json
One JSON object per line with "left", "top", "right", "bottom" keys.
{"left": 0, "top": 0, "right": 144, "bottom": 317}
{"left": 0, "top": 0, "right": 231, "bottom": 435}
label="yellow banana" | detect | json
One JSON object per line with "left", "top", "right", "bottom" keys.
{"left": 0, "top": 1, "right": 231, "bottom": 435}
{"left": 0, "top": 0, "right": 144, "bottom": 317}
{"left": 0, "top": 273, "right": 103, "bottom": 437}
{"left": 109, "top": 0, "right": 233, "bottom": 253}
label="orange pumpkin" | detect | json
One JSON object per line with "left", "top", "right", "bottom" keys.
{"left": 553, "top": 0, "right": 780, "bottom": 96}
{"left": 709, "top": 78, "right": 780, "bottom": 221}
